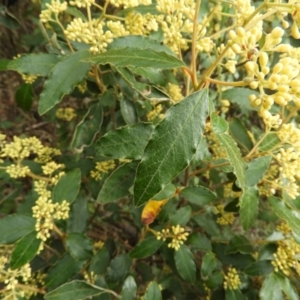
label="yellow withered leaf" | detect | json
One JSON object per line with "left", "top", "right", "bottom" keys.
{"left": 141, "top": 199, "right": 168, "bottom": 225}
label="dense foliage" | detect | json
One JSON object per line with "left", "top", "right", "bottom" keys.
{"left": 2, "top": 0, "right": 300, "bottom": 299}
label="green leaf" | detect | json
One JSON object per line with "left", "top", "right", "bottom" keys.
{"left": 0, "top": 59, "right": 9, "bottom": 70}
{"left": 97, "top": 163, "right": 137, "bottom": 204}
{"left": 188, "top": 232, "right": 212, "bottom": 251}
{"left": 276, "top": 273, "right": 299, "bottom": 300}
{"left": 134, "top": 89, "right": 209, "bottom": 206}
{"left": 174, "top": 244, "right": 196, "bottom": 283}
{"left": 66, "top": 233, "right": 93, "bottom": 261}
{"left": 120, "top": 276, "right": 137, "bottom": 300}
{"left": 244, "top": 260, "right": 274, "bottom": 276}
{"left": 53, "top": 169, "right": 81, "bottom": 204}
{"left": 108, "top": 35, "right": 175, "bottom": 56}
{"left": 71, "top": 102, "right": 103, "bottom": 151}
{"left": 106, "top": 254, "right": 132, "bottom": 282}
{"left": 15, "top": 83, "right": 33, "bottom": 111}
{"left": 130, "top": 236, "right": 163, "bottom": 259}
{"left": 269, "top": 196, "right": 300, "bottom": 237}
{"left": 8, "top": 53, "right": 59, "bottom": 76}
{"left": 10, "top": 231, "right": 41, "bottom": 269}
{"left": 180, "top": 186, "right": 217, "bottom": 206}
{"left": 67, "top": 194, "right": 89, "bottom": 233}
{"left": 240, "top": 187, "right": 259, "bottom": 230}
{"left": 144, "top": 282, "right": 162, "bottom": 300}
{"left": 45, "top": 280, "right": 103, "bottom": 300}
{"left": 229, "top": 118, "right": 253, "bottom": 151}
{"left": 0, "top": 6, "right": 19, "bottom": 29}
{"left": 46, "top": 254, "right": 84, "bottom": 290}
{"left": 0, "top": 214, "right": 35, "bottom": 244}
{"left": 38, "top": 50, "right": 91, "bottom": 115}
{"left": 222, "top": 88, "right": 258, "bottom": 112}
{"left": 258, "top": 133, "right": 280, "bottom": 151}
{"left": 152, "top": 183, "right": 176, "bottom": 200}
{"left": 201, "top": 252, "right": 216, "bottom": 279}
{"left": 84, "top": 48, "right": 184, "bottom": 69}
{"left": 225, "top": 289, "right": 246, "bottom": 300}
{"left": 170, "top": 205, "right": 191, "bottom": 226}
{"left": 89, "top": 247, "right": 110, "bottom": 275}
{"left": 96, "top": 123, "right": 154, "bottom": 160}
{"left": 193, "top": 214, "right": 220, "bottom": 237}
{"left": 226, "top": 235, "right": 255, "bottom": 254}
{"left": 245, "top": 156, "right": 272, "bottom": 187}
{"left": 211, "top": 112, "right": 228, "bottom": 134}
{"left": 259, "top": 273, "right": 283, "bottom": 300}
{"left": 65, "top": 7, "right": 87, "bottom": 20}
{"left": 214, "top": 133, "right": 246, "bottom": 190}
{"left": 120, "top": 97, "right": 138, "bottom": 125}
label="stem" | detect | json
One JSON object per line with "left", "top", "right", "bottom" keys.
{"left": 55, "top": 17, "right": 74, "bottom": 52}
{"left": 53, "top": 223, "right": 65, "bottom": 239}
{"left": 189, "top": 161, "right": 230, "bottom": 177}
{"left": 245, "top": 129, "right": 270, "bottom": 159}
{"left": 93, "top": 65, "right": 106, "bottom": 93}
{"left": 197, "top": 43, "right": 231, "bottom": 90}
{"left": 209, "top": 24, "right": 236, "bottom": 39}
{"left": 205, "top": 77, "right": 248, "bottom": 87}
{"left": 243, "top": 1, "right": 267, "bottom": 27}
{"left": 191, "top": 0, "right": 201, "bottom": 88}
{"left": 16, "top": 283, "right": 45, "bottom": 295}
{"left": 26, "top": 171, "right": 52, "bottom": 182}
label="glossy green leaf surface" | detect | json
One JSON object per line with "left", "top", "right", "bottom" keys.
{"left": 226, "top": 235, "right": 255, "bottom": 254}
{"left": 15, "top": 84, "right": 33, "bottom": 111}
{"left": 66, "top": 233, "right": 93, "bottom": 261}
{"left": 259, "top": 273, "right": 283, "bottom": 300}
{"left": 130, "top": 236, "right": 163, "bottom": 259}
{"left": 180, "top": 186, "right": 217, "bottom": 206}
{"left": 269, "top": 196, "right": 300, "bottom": 236}
{"left": 53, "top": 169, "right": 81, "bottom": 204}
{"left": 245, "top": 156, "right": 272, "bottom": 187}
{"left": 85, "top": 48, "right": 183, "bottom": 69}
{"left": 46, "top": 254, "right": 84, "bottom": 290}
{"left": 144, "top": 282, "right": 162, "bottom": 300}
{"left": 229, "top": 118, "right": 253, "bottom": 151}
{"left": 96, "top": 123, "right": 154, "bottom": 160}
{"left": 174, "top": 244, "right": 196, "bottom": 283}
{"left": 108, "top": 35, "right": 174, "bottom": 56}
{"left": 244, "top": 260, "right": 273, "bottom": 276}
{"left": 170, "top": 205, "right": 191, "bottom": 226}
{"left": 71, "top": 102, "right": 103, "bottom": 151}
{"left": 134, "top": 89, "right": 209, "bottom": 206}
{"left": 211, "top": 112, "right": 228, "bottom": 134}
{"left": 106, "top": 254, "right": 132, "bottom": 282}
{"left": 8, "top": 53, "right": 59, "bottom": 76}
{"left": 10, "top": 231, "right": 41, "bottom": 269}
{"left": 39, "top": 50, "right": 91, "bottom": 115}
{"left": 67, "top": 194, "right": 89, "bottom": 233}
{"left": 240, "top": 187, "right": 259, "bottom": 230}
{"left": 89, "top": 247, "right": 110, "bottom": 275}
{"left": 258, "top": 133, "right": 280, "bottom": 151}
{"left": 97, "top": 163, "right": 137, "bottom": 203}
{"left": 215, "top": 133, "right": 246, "bottom": 190}
{"left": 120, "top": 97, "right": 138, "bottom": 125}
{"left": 45, "top": 280, "right": 103, "bottom": 300}
{"left": 201, "top": 252, "right": 216, "bottom": 279}
{"left": 120, "top": 276, "right": 137, "bottom": 300}
{"left": 0, "top": 214, "right": 35, "bottom": 244}
{"left": 188, "top": 232, "right": 212, "bottom": 251}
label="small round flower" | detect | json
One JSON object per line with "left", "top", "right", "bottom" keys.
{"left": 224, "top": 267, "right": 241, "bottom": 290}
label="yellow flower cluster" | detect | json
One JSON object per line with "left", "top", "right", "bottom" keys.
{"left": 167, "top": 83, "right": 183, "bottom": 104}
{"left": 56, "top": 107, "right": 77, "bottom": 121}
{"left": 223, "top": 267, "right": 241, "bottom": 290}
{"left": 90, "top": 160, "right": 116, "bottom": 180}
{"left": 272, "top": 239, "right": 300, "bottom": 276}
{"left": 64, "top": 18, "right": 113, "bottom": 54}
{"left": 146, "top": 104, "right": 164, "bottom": 121}
{"left": 156, "top": 225, "right": 189, "bottom": 251}
{"left": 32, "top": 196, "right": 70, "bottom": 242}
{"left": 214, "top": 204, "right": 235, "bottom": 226}
{"left": 0, "top": 255, "right": 32, "bottom": 299}
{"left": 21, "top": 74, "right": 38, "bottom": 84}
{"left": 40, "top": 0, "right": 67, "bottom": 23}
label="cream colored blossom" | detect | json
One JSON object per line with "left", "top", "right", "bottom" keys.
{"left": 90, "top": 160, "right": 116, "bottom": 180}
{"left": 56, "top": 107, "right": 77, "bottom": 121}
